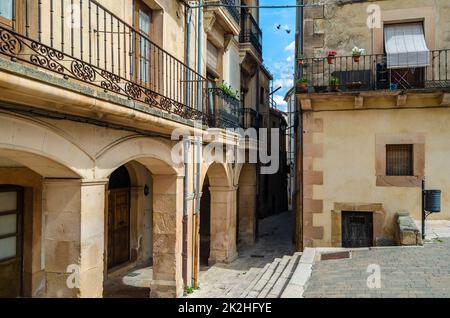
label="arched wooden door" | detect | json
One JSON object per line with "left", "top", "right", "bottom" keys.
{"left": 107, "top": 166, "right": 131, "bottom": 270}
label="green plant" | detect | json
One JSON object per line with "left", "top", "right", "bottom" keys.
{"left": 329, "top": 76, "right": 340, "bottom": 86}
{"left": 351, "top": 46, "right": 365, "bottom": 56}
{"left": 186, "top": 287, "right": 194, "bottom": 294}
{"left": 296, "top": 77, "right": 308, "bottom": 85}
{"left": 218, "top": 81, "right": 239, "bottom": 100}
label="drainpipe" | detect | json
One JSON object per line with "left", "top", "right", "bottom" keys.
{"left": 182, "top": 139, "right": 190, "bottom": 290}
{"left": 185, "top": 7, "right": 192, "bottom": 107}
{"left": 294, "top": 0, "right": 304, "bottom": 251}
{"left": 193, "top": 0, "right": 203, "bottom": 289}
{"left": 193, "top": 136, "right": 201, "bottom": 288}
{"left": 196, "top": 0, "right": 204, "bottom": 111}
{"left": 183, "top": 5, "right": 192, "bottom": 291}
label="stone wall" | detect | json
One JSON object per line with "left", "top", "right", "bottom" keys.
{"left": 303, "top": 0, "right": 450, "bottom": 57}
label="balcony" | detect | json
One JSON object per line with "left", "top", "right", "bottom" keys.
{"left": 240, "top": 108, "right": 259, "bottom": 129}
{"left": 239, "top": 11, "right": 262, "bottom": 57}
{"left": 208, "top": 88, "right": 240, "bottom": 128}
{"left": 221, "top": 0, "right": 240, "bottom": 25}
{"left": 204, "top": 0, "right": 240, "bottom": 36}
{"left": 296, "top": 51, "right": 450, "bottom": 95}
{"left": 0, "top": 0, "right": 211, "bottom": 125}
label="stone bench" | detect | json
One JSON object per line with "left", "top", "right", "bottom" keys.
{"left": 395, "top": 212, "right": 423, "bottom": 246}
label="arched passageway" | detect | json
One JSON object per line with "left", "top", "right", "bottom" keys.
{"left": 199, "top": 163, "right": 237, "bottom": 266}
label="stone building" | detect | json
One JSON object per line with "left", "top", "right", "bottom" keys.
{"left": 0, "top": 0, "right": 277, "bottom": 298}
{"left": 294, "top": 0, "right": 450, "bottom": 248}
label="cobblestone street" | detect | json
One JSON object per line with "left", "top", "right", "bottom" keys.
{"left": 304, "top": 238, "right": 450, "bottom": 298}
{"left": 187, "top": 211, "right": 295, "bottom": 298}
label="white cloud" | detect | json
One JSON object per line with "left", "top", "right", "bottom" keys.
{"left": 284, "top": 41, "right": 295, "bottom": 52}
{"left": 273, "top": 95, "right": 288, "bottom": 111}
{"left": 286, "top": 55, "right": 294, "bottom": 62}
{"left": 273, "top": 78, "right": 293, "bottom": 90}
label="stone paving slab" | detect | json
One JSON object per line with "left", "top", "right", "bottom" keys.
{"left": 303, "top": 238, "right": 450, "bottom": 298}
{"left": 187, "top": 211, "right": 295, "bottom": 298}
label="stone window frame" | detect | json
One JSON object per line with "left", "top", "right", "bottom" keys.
{"left": 375, "top": 133, "right": 425, "bottom": 188}
{"left": 373, "top": 6, "right": 436, "bottom": 55}
{"left": 331, "top": 203, "right": 385, "bottom": 248}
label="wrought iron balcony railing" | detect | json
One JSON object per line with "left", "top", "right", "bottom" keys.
{"left": 296, "top": 50, "right": 450, "bottom": 94}
{"left": 240, "top": 107, "right": 259, "bottom": 129}
{"left": 208, "top": 88, "right": 240, "bottom": 128}
{"left": 0, "top": 0, "right": 210, "bottom": 124}
{"left": 220, "top": 0, "right": 240, "bottom": 25}
{"left": 239, "top": 11, "right": 262, "bottom": 56}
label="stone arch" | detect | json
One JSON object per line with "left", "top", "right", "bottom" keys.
{"left": 96, "top": 137, "right": 183, "bottom": 179}
{"left": 101, "top": 149, "right": 184, "bottom": 298}
{"left": 199, "top": 162, "right": 238, "bottom": 266}
{"left": 0, "top": 112, "right": 93, "bottom": 178}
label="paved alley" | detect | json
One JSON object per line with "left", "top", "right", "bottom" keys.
{"left": 187, "top": 211, "right": 296, "bottom": 298}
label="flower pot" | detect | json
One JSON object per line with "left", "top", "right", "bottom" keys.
{"left": 327, "top": 55, "right": 335, "bottom": 64}
{"left": 352, "top": 55, "right": 361, "bottom": 63}
{"left": 298, "top": 59, "right": 305, "bottom": 65}
{"left": 328, "top": 85, "right": 340, "bottom": 92}
{"left": 296, "top": 83, "right": 308, "bottom": 93}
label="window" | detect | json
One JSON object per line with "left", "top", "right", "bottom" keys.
{"left": 0, "top": 0, "right": 13, "bottom": 27}
{"left": 0, "top": 0, "right": 13, "bottom": 20}
{"left": 386, "top": 144, "right": 413, "bottom": 176}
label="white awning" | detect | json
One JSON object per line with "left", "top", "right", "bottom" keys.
{"left": 384, "top": 23, "right": 430, "bottom": 69}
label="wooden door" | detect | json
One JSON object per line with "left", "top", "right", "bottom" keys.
{"left": 0, "top": 186, "right": 23, "bottom": 297}
{"left": 342, "top": 212, "right": 373, "bottom": 248}
{"left": 108, "top": 189, "right": 131, "bottom": 269}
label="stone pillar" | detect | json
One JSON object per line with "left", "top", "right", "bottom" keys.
{"left": 238, "top": 165, "right": 257, "bottom": 246}
{"left": 150, "top": 175, "right": 183, "bottom": 298}
{"left": 43, "top": 179, "right": 106, "bottom": 298}
{"left": 238, "top": 184, "right": 257, "bottom": 246}
{"left": 209, "top": 186, "right": 238, "bottom": 265}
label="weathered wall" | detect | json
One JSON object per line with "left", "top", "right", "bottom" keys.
{"left": 306, "top": 107, "right": 450, "bottom": 247}
{"left": 303, "top": 0, "right": 450, "bottom": 57}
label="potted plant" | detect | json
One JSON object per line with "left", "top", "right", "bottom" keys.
{"left": 329, "top": 76, "right": 340, "bottom": 92}
{"left": 296, "top": 77, "right": 308, "bottom": 93}
{"left": 327, "top": 51, "right": 337, "bottom": 64}
{"left": 351, "top": 46, "right": 365, "bottom": 63}
{"left": 298, "top": 54, "right": 307, "bottom": 66}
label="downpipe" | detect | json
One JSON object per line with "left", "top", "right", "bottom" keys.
{"left": 182, "top": 139, "right": 190, "bottom": 291}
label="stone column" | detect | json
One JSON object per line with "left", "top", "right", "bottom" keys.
{"left": 43, "top": 179, "right": 106, "bottom": 298}
{"left": 150, "top": 175, "right": 183, "bottom": 298}
{"left": 209, "top": 186, "right": 238, "bottom": 265}
{"left": 238, "top": 182, "right": 257, "bottom": 246}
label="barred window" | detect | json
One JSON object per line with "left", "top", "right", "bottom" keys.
{"left": 386, "top": 144, "right": 413, "bottom": 176}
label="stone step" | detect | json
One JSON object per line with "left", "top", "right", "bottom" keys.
{"left": 240, "top": 263, "right": 271, "bottom": 298}
{"left": 257, "top": 255, "right": 291, "bottom": 298}
{"left": 267, "top": 252, "right": 302, "bottom": 298}
{"left": 245, "top": 258, "right": 282, "bottom": 298}
{"left": 225, "top": 267, "right": 261, "bottom": 298}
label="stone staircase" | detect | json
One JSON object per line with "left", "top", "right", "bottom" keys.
{"left": 225, "top": 252, "right": 303, "bottom": 298}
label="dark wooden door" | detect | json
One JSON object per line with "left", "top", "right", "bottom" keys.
{"left": 0, "top": 186, "right": 23, "bottom": 297}
{"left": 342, "top": 212, "right": 373, "bottom": 248}
{"left": 108, "top": 189, "right": 130, "bottom": 269}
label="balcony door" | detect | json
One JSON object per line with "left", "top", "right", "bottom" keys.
{"left": 134, "top": 0, "right": 153, "bottom": 86}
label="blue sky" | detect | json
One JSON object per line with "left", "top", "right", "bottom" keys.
{"left": 260, "top": 0, "right": 296, "bottom": 111}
